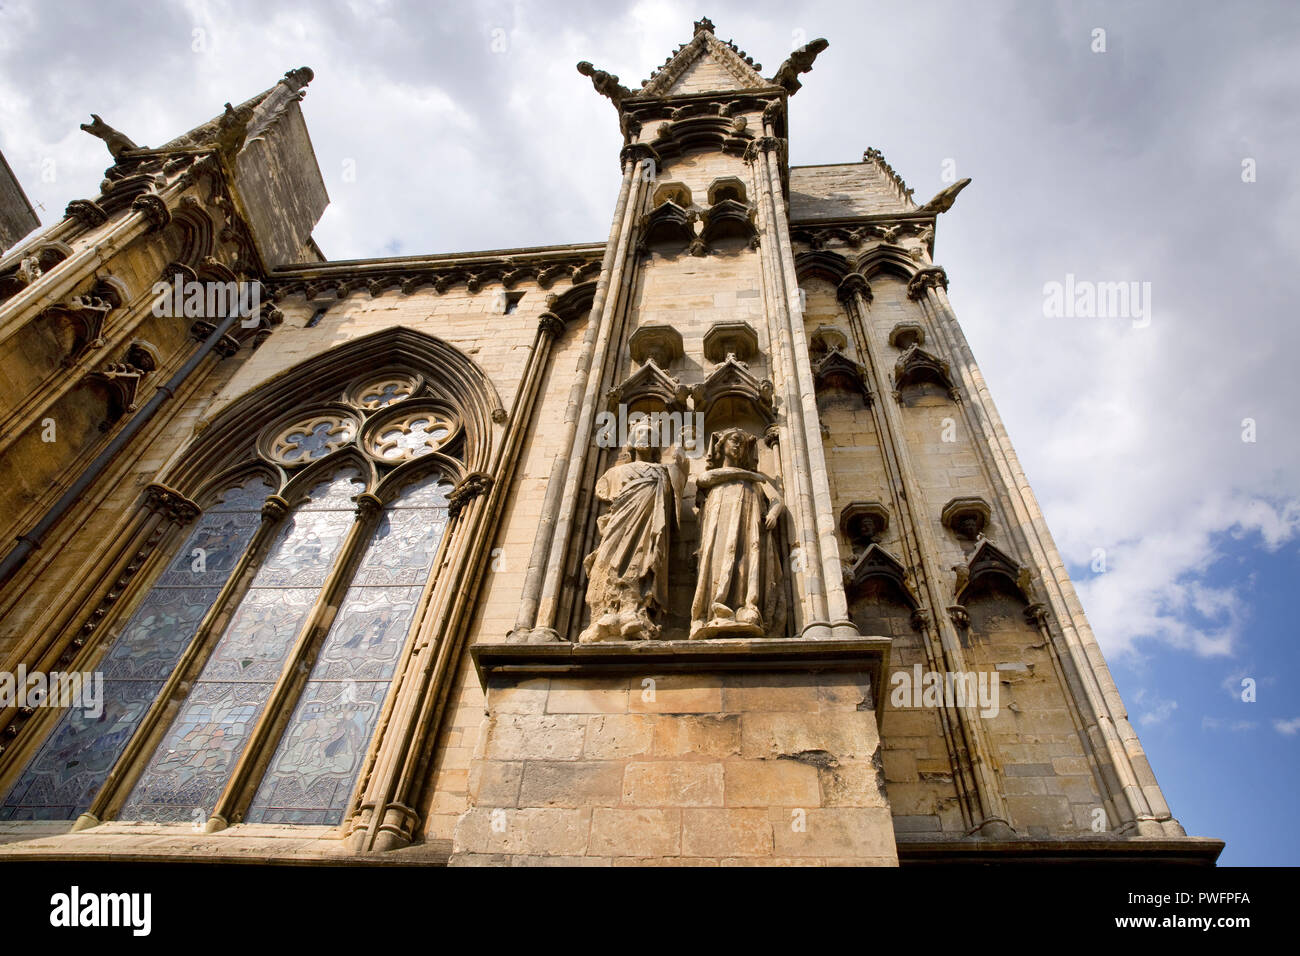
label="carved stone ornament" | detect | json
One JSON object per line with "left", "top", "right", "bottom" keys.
{"left": 346, "top": 374, "right": 421, "bottom": 411}
{"left": 906, "top": 266, "right": 949, "bottom": 300}
{"left": 839, "top": 501, "right": 890, "bottom": 555}
{"left": 691, "top": 354, "right": 775, "bottom": 427}
{"left": 941, "top": 496, "right": 991, "bottom": 540}
{"left": 843, "top": 542, "right": 918, "bottom": 615}
{"left": 538, "top": 311, "right": 567, "bottom": 341}
{"left": 65, "top": 199, "right": 109, "bottom": 228}
{"left": 700, "top": 199, "right": 757, "bottom": 245}
{"left": 130, "top": 193, "right": 171, "bottom": 232}
{"left": 606, "top": 359, "right": 689, "bottom": 414}
{"left": 813, "top": 348, "right": 871, "bottom": 405}
{"left": 365, "top": 408, "right": 456, "bottom": 463}
{"left": 448, "top": 472, "right": 494, "bottom": 520}
{"left": 690, "top": 427, "right": 786, "bottom": 640}
{"left": 808, "top": 326, "right": 848, "bottom": 361}
{"left": 702, "top": 320, "right": 759, "bottom": 364}
{"left": 628, "top": 324, "right": 685, "bottom": 368}
{"left": 641, "top": 201, "right": 695, "bottom": 252}
{"left": 266, "top": 413, "right": 359, "bottom": 465}
{"left": 888, "top": 323, "right": 926, "bottom": 350}
{"left": 579, "top": 419, "right": 687, "bottom": 643}
{"left": 42, "top": 294, "right": 113, "bottom": 364}
{"left": 894, "top": 343, "right": 958, "bottom": 400}
{"left": 143, "top": 483, "right": 201, "bottom": 525}
{"left": 952, "top": 538, "right": 1034, "bottom": 605}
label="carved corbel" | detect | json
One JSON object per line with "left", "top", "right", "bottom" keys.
{"left": 65, "top": 199, "right": 109, "bottom": 228}
{"left": 448, "top": 471, "right": 494, "bottom": 520}
{"left": 628, "top": 324, "right": 684, "bottom": 367}
{"left": 941, "top": 496, "right": 991, "bottom": 541}
{"left": 836, "top": 272, "right": 872, "bottom": 305}
{"left": 702, "top": 321, "right": 759, "bottom": 364}
{"left": 906, "top": 266, "right": 949, "bottom": 300}
{"left": 214, "top": 334, "right": 241, "bottom": 357}
{"left": 947, "top": 604, "right": 971, "bottom": 629}
{"left": 537, "top": 311, "right": 567, "bottom": 341}
{"left": 144, "top": 483, "right": 201, "bottom": 526}
{"left": 536, "top": 264, "right": 569, "bottom": 289}
{"left": 131, "top": 193, "right": 171, "bottom": 233}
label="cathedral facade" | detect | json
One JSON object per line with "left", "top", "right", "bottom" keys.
{"left": 0, "top": 20, "right": 1220, "bottom": 865}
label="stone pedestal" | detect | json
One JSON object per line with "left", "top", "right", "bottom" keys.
{"left": 450, "top": 637, "right": 897, "bottom": 866}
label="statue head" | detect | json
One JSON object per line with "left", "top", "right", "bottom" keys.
{"left": 620, "top": 417, "right": 658, "bottom": 461}
{"left": 707, "top": 427, "right": 758, "bottom": 470}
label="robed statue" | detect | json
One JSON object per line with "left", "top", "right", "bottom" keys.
{"left": 578, "top": 419, "right": 686, "bottom": 643}
{"left": 690, "top": 427, "right": 786, "bottom": 640}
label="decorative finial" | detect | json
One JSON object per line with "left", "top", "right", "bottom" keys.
{"left": 694, "top": 17, "right": 715, "bottom": 34}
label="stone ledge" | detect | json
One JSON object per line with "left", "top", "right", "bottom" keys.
{"left": 472, "top": 636, "right": 893, "bottom": 717}
{"left": 895, "top": 836, "right": 1225, "bottom": 866}
{"left": 0, "top": 822, "right": 453, "bottom": 865}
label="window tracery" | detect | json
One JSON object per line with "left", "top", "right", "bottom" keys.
{"left": 0, "top": 362, "right": 471, "bottom": 829}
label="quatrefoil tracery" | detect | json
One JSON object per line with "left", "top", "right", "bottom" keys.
{"left": 269, "top": 415, "right": 358, "bottom": 465}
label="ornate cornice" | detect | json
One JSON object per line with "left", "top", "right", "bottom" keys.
{"left": 269, "top": 247, "right": 605, "bottom": 302}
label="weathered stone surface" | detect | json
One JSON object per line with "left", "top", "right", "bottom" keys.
{"left": 622, "top": 761, "right": 725, "bottom": 807}
{"left": 681, "top": 808, "right": 774, "bottom": 858}
{"left": 589, "top": 808, "right": 681, "bottom": 857}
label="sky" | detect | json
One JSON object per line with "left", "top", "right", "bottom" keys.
{"left": 1, "top": 0, "right": 1297, "bottom": 865}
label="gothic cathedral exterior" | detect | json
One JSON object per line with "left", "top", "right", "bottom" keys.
{"left": 0, "top": 20, "right": 1220, "bottom": 865}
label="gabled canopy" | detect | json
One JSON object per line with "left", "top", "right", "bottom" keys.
{"left": 640, "top": 18, "right": 768, "bottom": 96}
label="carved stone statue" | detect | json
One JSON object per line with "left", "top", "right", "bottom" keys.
{"left": 690, "top": 427, "right": 786, "bottom": 640}
{"left": 79, "top": 114, "right": 140, "bottom": 158}
{"left": 576, "top": 61, "right": 633, "bottom": 105}
{"left": 918, "top": 177, "right": 972, "bottom": 214}
{"left": 578, "top": 419, "right": 685, "bottom": 643}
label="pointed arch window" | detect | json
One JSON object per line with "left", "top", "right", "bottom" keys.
{"left": 0, "top": 362, "right": 471, "bottom": 830}
{"left": 0, "top": 475, "right": 271, "bottom": 820}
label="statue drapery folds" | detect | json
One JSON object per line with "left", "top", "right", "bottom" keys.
{"left": 577, "top": 420, "right": 786, "bottom": 643}
{"left": 689, "top": 427, "right": 785, "bottom": 640}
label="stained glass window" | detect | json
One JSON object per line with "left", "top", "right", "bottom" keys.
{"left": 120, "top": 470, "right": 363, "bottom": 823}
{"left": 0, "top": 476, "right": 272, "bottom": 820}
{"left": 245, "top": 476, "right": 451, "bottom": 824}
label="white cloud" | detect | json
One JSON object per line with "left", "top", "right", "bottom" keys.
{"left": 1274, "top": 717, "right": 1300, "bottom": 736}
{"left": 2, "top": 0, "right": 1297, "bottom": 676}
{"left": 1136, "top": 691, "right": 1178, "bottom": 726}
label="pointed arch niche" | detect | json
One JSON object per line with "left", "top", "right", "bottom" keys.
{"left": 0, "top": 328, "right": 500, "bottom": 832}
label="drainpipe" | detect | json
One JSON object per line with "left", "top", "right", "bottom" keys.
{"left": 0, "top": 310, "right": 242, "bottom": 588}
